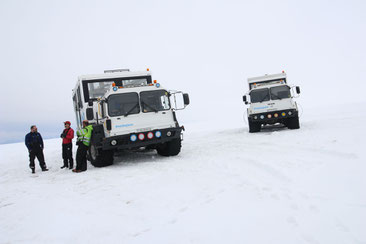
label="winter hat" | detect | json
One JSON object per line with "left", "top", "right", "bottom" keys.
{"left": 64, "top": 121, "right": 71, "bottom": 125}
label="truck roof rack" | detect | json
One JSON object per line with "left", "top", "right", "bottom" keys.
{"left": 104, "top": 69, "right": 130, "bottom": 73}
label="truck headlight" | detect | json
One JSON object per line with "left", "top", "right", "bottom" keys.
{"left": 274, "top": 113, "right": 278, "bottom": 118}
{"left": 288, "top": 111, "right": 293, "bottom": 115}
{"left": 111, "top": 140, "right": 117, "bottom": 146}
{"left": 254, "top": 115, "right": 258, "bottom": 120}
{"left": 281, "top": 112, "right": 286, "bottom": 117}
{"left": 260, "top": 115, "right": 264, "bottom": 119}
{"left": 267, "top": 114, "right": 272, "bottom": 119}
{"left": 155, "top": 131, "right": 162, "bottom": 138}
{"left": 138, "top": 133, "right": 145, "bottom": 140}
{"left": 167, "top": 131, "right": 172, "bottom": 137}
{"left": 147, "top": 132, "right": 154, "bottom": 139}
{"left": 130, "top": 134, "right": 137, "bottom": 142}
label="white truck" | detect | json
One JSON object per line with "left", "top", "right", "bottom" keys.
{"left": 242, "top": 71, "right": 301, "bottom": 133}
{"left": 72, "top": 69, "right": 190, "bottom": 167}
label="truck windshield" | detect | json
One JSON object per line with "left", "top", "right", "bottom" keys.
{"left": 270, "top": 86, "right": 291, "bottom": 100}
{"left": 140, "top": 90, "right": 170, "bottom": 113}
{"left": 108, "top": 92, "right": 140, "bottom": 117}
{"left": 250, "top": 88, "right": 270, "bottom": 103}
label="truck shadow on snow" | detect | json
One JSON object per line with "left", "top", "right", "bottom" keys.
{"left": 111, "top": 149, "right": 171, "bottom": 167}
{"left": 257, "top": 124, "right": 288, "bottom": 133}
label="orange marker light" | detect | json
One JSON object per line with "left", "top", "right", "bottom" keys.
{"left": 147, "top": 68, "right": 150, "bottom": 71}
{"left": 112, "top": 83, "right": 116, "bottom": 87}
{"left": 154, "top": 80, "right": 157, "bottom": 84}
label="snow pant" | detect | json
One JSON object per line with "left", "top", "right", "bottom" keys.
{"left": 62, "top": 143, "right": 73, "bottom": 168}
{"left": 29, "top": 149, "right": 47, "bottom": 170}
{"left": 76, "top": 143, "right": 88, "bottom": 171}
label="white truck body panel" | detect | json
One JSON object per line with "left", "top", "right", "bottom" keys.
{"left": 249, "top": 98, "right": 297, "bottom": 115}
{"left": 248, "top": 72, "right": 286, "bottom": 84}
{"left": 100, "top": 85, "right": 177, "bottom": 137}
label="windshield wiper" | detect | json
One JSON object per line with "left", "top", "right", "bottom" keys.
{"left": 141, "top": 100, "right": 159, "bottom": 113}
{"left": 124, "top": 103, "right": 140, "bottom": 117}
{"left": 271, "top": 93, "right": 282, "bottom": 100}
{"left": 259, "top": 94, "right": 269, "bottom": 103}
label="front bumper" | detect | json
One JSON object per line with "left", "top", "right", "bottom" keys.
{"left": 248, "top": 109, "right": 298, "bottom": 124}
{"left": 98, "top": 127, "right": 183, "bottom": 150}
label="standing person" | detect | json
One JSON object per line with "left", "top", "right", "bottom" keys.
{"left": 60, "top": 121, "right": 74, "bottom": 169}
{"left": 73, "top": 120, "right": 93, "bottom": 173}
{"left": 25, "top": 125, "right": 49, "bottom": 174}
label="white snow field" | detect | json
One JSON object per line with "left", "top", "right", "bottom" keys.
{"left": 1, "top": 103, "right": 366, "bottom": 244}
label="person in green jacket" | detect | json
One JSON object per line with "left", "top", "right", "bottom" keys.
{"left": 73, "top": 120, "right": 93, "bottom": 173}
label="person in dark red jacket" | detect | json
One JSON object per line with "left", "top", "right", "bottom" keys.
{"left": 60, "top": 121, "right": 74, "bottom": 169}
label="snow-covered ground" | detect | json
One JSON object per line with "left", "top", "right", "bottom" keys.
{"left": 1, "top": 103, "right": 365, "bottom": 244}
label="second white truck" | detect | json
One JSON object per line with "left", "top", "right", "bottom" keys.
{"left": 243, "top": 71, "right": 301, "bottom": 133}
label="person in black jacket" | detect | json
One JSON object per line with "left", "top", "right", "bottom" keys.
{"left": 25, "top": 125, "right": 48, "bottom": 174}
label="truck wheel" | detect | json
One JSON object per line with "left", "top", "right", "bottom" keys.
{"left": 157, "top": 138, "right": 182, "bottom": 156}
{"left": 249, "top": 120, "right": 261, "bottom": 133}
{"left": 89, "top": 144, "right": 114, "bottom": 167}
{"left": 287, "top": 116, "right": 300, "bottom": 129}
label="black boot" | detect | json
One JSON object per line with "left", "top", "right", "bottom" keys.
{"left": 42, "top": 168, "right": 49, "bottom": 171}
{"left": 32, "top": 168, "right": 35, "bottom": 174}
{"left": 61, "top": 165, "right": 67, "bottom": 169}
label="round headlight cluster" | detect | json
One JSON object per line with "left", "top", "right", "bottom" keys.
{"left": 130, "top": 134, "right": 137, "bottom": 142}
{"left": 110, "top": 140, "right": 117, "bottom": 146}
{"left": 138, "top": 133, "right": 145, "bottom": 141}
{"left": 147, "top": 132, "right": 154, "bottom": 139}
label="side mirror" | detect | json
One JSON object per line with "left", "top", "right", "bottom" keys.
{"left": 183, "top": 93, "right": 190, "bottom": 106}
{"left": 296, "top": 86, "right": 301, "bottom": 94}
{"left": 86, "top": 108, "right": 94, "bottom": 120}
{"left": 243, "top": 95, "right": 248, "bottom": 105}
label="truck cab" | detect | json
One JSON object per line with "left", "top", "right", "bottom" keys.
{"left": 72, "top": 69, "right": 190, "bottom": 167}
{"left": 242, "top": 72, "right": 301, "bottom": 133}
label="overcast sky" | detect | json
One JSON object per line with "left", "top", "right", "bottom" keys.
{"left": 0, "top": 0, "right": 365, "bottom": 144}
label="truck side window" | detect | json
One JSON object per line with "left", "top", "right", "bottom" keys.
{"left": 77, "top": 87, "right": 83, "bottom": 109}
{"left": 88, "top": 81, "right": 114, "bottom": 100}
{"left": 73, "top": 94, "right": 79, "bottom": 111}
